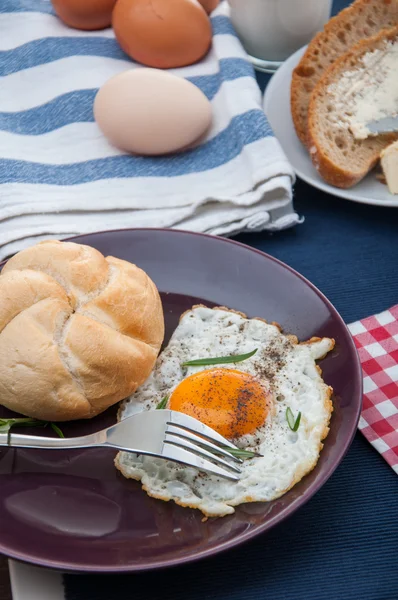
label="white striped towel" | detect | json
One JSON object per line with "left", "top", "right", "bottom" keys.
{"left": 0, "top": 0, "right": 297, "bottom": 261}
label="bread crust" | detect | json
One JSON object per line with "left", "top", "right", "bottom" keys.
{"left": 291, "top": 0, "right": 398, "bottom": 145}
{"left": 307, "top": 27, "right": 398, "bottom": 188}
{"left": 0, "top": 240, "right": 164, "bottom": 421}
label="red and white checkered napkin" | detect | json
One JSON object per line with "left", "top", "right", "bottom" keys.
{"left": 348, "top": 305, "right": 398, "bottom": 474}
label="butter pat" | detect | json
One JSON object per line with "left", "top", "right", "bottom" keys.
{"left": 380, "top": 141, "right": 398, "bottom": 194}
{"left": 328, "top": 39, "right": 398, "bottom": 140}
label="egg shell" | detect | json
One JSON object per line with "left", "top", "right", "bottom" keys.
{"left": 93, "top": 69, "right": 212, "bottom": 156}
{"left": 197, "top": 0, "right": 219, "bottom": 14}
{"left": 51, "top": 0, "right": 117, "bottom": 30}
{"left": 112, "top": 0, "right": 212, "bottom": 69}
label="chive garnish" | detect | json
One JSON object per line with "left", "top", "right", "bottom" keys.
{"left": 0, "top": 418, "right": 45, "bottom": 434}
{"left": 182, "top": 348, "right": 257, "bottom": 367}
{"left": 156, "top": 395, "right": 169, "bottom": 410}
{"left": 50, "top": 423, "right": 65, "bottom": 438}
{"left": 286, "top": 408, "right": 301, "bottom": 432}
{"left": 222, "top": 447, "right": 262, "bottom": 460}
{"left": 0, "top": 418, "right": 65, "bottom": 441}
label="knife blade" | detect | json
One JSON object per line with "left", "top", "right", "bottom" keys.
{"left": 366, "top": 115, "right": 398, "bottom": 135}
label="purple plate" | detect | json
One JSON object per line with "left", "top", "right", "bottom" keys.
{"left": 0, "top": 229, "right": 362, "bottom": 572}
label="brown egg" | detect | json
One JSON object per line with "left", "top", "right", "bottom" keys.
{"left": 112, "top": 0, "right": 212, "bottom": 69}
{"left": 197, "top": 0, "right": 219, "bottom": 14}
{"left": 51, "top": 0, "right": 117, "bottom": 30}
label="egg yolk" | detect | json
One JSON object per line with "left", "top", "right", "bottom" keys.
{"left": 169, "top": 369, "right": 270, "bottom": 439}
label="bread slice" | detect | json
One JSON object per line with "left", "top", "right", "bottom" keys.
{"left": 307, "top": 27, "right": 398, "bottom": 189}
{"left": 291, "top": 0, "right": 398, "bottom": 145}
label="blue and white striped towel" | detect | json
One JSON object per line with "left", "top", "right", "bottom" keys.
{"left": 0, "top": 0, "right": 297, "bottom": 261}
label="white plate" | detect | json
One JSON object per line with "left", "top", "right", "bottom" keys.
{"left": 263, "top": 47, "right": 398, "bottom": 208}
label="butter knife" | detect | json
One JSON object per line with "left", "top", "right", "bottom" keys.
{"left": 367, "top": 115, "right": 398, "bottom": 135}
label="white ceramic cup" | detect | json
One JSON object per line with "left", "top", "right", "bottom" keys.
{"left": 228, "top": 0, "right": 332, "bottom": 68}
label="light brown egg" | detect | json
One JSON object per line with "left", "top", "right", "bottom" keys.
{"left": 197, "top": 0, "right": 219, "bottom": 14}
{"left": 112, "top": 0, "right": 212, "bottom": 69}
{"left": 51, "top": 0, "right": 117, "bottom": 30}
{"left": 93, "top": 68, "right": 212, "bottom": 156}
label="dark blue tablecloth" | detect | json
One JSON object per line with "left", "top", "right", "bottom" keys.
{"left": 65, "top": 2, "right": 398, "bottom": 598}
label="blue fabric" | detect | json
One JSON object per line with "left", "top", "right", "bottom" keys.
{"left": 0, "top": 58, "right": 255, "bottom": 134}
{"left": 62, "top": 1, "right": 398, "bottom": 597}
{"left": 0, "top": 7, "right": 271, "bottom": 187}
{"left": 0, "top": 110, "right": 270, "bottom": 183}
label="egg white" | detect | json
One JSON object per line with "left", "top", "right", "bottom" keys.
{"left": 116, "top": 306, "right": 334, "bottom": 517}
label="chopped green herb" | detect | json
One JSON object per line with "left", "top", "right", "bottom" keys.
{"left": 286, "top": 407, "right": 301, "bottom": 432}
{"left": 0, "top": 418, "right": 65, "bottom": 442}
{"left": 222, "top": 447, "right": 261, "bottom": 460}
{"left": 0, "top": 418, "right": 47, "bottom": 445}
{"left": 50, "top": 423, "right": 65, "bottom": 438}
{"left": 156, "top": 396, "right": 169, "bottom": 410}
{"left": 0, "top": 418, "right": 46, "bottom": 434}
{"left": 182, "top": 348, "right": 257, "bottom": 367}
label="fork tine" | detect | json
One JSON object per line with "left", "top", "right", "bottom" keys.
{"left": 167, "top": 411, "right": 238, "bottom": 450}
{"left": 164, "top": 433, "right": 241, "bottom": 474}
{"left": 162, "top": 443, "right": 240, "bottom": 481}
{"left": 166, "top": 424, "right": 243, "bottom": 464}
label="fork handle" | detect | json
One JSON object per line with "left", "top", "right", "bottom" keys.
{"left": 0, "top": 430, "right": 106, "bottom": 449}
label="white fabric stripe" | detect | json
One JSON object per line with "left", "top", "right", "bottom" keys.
{"left": 371, "top": 438, "right": 391, "bottom": 454}
{"left": 0, "top": 36, "right": 247, "bottom": 112}
{"left": 0, "top": 76, "right": 261, "bottom": 163}
{"left": 0, "top": 173, "right": 292, "bottom": 234}
{"left": 2, "top": 234, "right": 79, "bottom": 260}
{"left": 347, "top": 321, "right": 367, "bottom": 335}
{"left": 0, "top": 209, "right": 299, "bottom": 261}
{"left": 0, "top": 10, "right": 238, "bottom": 52}
{"left": 363, "top": 376, "right": 378, "bottom": 394}
{"left": 0, "top": 124, "right": 122, "bottom": 162}
{"left": 385, "top": 364, "right": 398, "bottom": 382}
{"left": 0, "top": 144, "right": 293, "bottom": 216}
{"left": 0, "top": 13, "right": 115, "bottom": 50}
{"left": 358, "top": 416, "right": 369, "bottom": 430}
{"left": 376, "top": 310, "right": 395, "bottom": 326}
{"left": 0, "top": 184, "right": 293, "bottom": 236}
{"left": 376, "top": 400, "right": 398, "bottom": 419}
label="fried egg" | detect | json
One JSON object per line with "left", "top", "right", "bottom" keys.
{"left": 116, "top": 306, "right": 334, "bottom": 517}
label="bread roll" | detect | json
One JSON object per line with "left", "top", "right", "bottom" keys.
{"left": 0, "top": 240, "right": 164, "bottom": 421}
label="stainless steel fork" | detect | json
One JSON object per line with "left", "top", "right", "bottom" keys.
{"left": 0, "top": 410, "right": 242, "bottom": 481}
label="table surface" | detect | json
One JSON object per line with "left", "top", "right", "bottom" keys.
{"left": 0, "top": 557, "right": 10, "bottom": 600}
{"left": 2, "top": 1, "right": 398, "bottom": 599}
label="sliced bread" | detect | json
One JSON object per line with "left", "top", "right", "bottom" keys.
{"left": 291, "top": 0, "right": 398, "bottom": 145}
{"left": 307, "top": 27, "right": 398, "bottom": 189}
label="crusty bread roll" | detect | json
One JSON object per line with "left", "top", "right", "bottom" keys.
{"left": 0, "top": 240, "right": 164, "bottom": 421}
